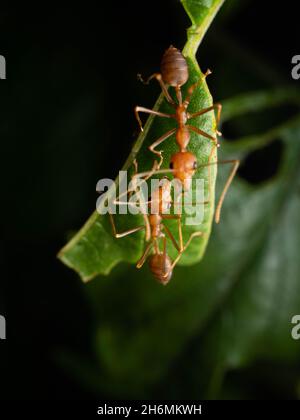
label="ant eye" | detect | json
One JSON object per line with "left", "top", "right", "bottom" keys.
{"left": 193, "top": 161, "right": 198, "bottom": 169}
{"left": 169, "top": 162, "right": 174, "bottom": 169}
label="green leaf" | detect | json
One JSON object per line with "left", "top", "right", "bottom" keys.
{"left": 58, "top": 0, "right": 226, "bottom": 282}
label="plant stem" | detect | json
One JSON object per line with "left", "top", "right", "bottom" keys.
{"left": 182, "top": 0, "right": 226, "bottom": 59}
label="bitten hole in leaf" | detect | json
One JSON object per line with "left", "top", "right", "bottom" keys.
{"left": 237, "top": 139, "right": 283, "bottom": 184}
{"left": 222, "top": 104, "right": 299, "bottom": 141}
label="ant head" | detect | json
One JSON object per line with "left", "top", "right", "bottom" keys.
{"left": 170, "top": 151, "right": 197, "bottom": 190}
{"left": 161, "top": 46, "right": 189, "bottom": 87}
{"left": 148, "top": 253, "right": 172, "bottom": 285}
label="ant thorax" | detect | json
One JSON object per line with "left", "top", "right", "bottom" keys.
{"left": 176, "top": 104, "right": 188, "bottom": 126}
{"left": 176, "top": 126, "right": 190, "bottom": 150}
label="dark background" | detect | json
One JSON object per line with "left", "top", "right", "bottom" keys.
{"left": 0, "top": 1, "right": 299, "bottom": 399}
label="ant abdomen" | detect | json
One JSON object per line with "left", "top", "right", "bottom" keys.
{"left": 160, "top": 45, "right": 189, "bottom": 87}
{"left": 149, "top": 253, "right": 172, "bottom": 285}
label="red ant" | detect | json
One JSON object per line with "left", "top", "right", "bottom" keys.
{"left": 135, "top": 46, "right": 239, "bottom": 223}
{"left": 109, "top": 160, "right": 203, "bottom": 284}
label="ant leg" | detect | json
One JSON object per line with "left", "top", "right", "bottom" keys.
{"left": 196, "top": 154, "right": 240, "bottom": 223}
{"left": 183, "top": 69, "right": 212, "bottom": 107}
{"left": 113, "top": 160, "right": 169, "bottom": 242}
{"left": 133, "top": 161, "right": 158, "bottom": 241}
{"left": 148, "top": 128, "right": 176, "bottom": 168}
{"left": 134, "top": 106, "right": 174, "bottom": 132}
{"left": 214, "top": 159, "right": 239, "bottom": 223}
{"left": 136, "top": 240, "right": 154, "bottom": 269}
{"left": 188, "top": 103, "right": 222, "bottom": 136}
{"left": 162, "top": 224, "right": 181, "bottom": 252}
{"left": 132, "top": 168, "right": 176, "bottom": 184}
{"left": 157, "top": 147, "right": 236, "bottom": 224}
{"left": 205, "top": 144, "right": 217, "bottom": 226}
{"left": 173, "top": 197, "right": 210, "bottom": 207}
{"left": 187, "top": 125, "right": 218, "bottom": 145}
{"left": 113, "top": 200, "right": 152, "bottom": 205}
{"left": 138, "top": 72, "right": 176, "bottom": 106}
{"left": 162, "top": 214, "right": 184, "bottom": 251}
{"left": 109, "top": 213, "right": 145, "bottom": 239}
{"left": 167, "top": 231, "right": 204, "bottom": 276}
{"left": 187, "top": 125, "right": 219, "bottom": 206}
{"left": 110, "top": 202, "right": 151, "bottom": 241}
{"left": 110, "top": 159, "right": 139, "bottom": 204}
{"left": 129, "top": 160, "right": 161, "bottom": 234}
{"left": 130, "top": 158, "right": 238, "bottom": 225}
{"left": 162, "top": 236, "right": 172, "bottom": 279}
{"left": 139, "top": 159, "right": 160, "bottom": 183}
{"left": 110, "top": 160, "right": 152, "bottom": 240}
